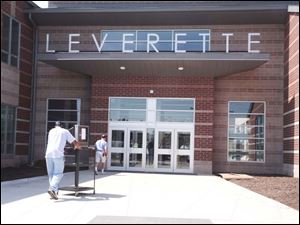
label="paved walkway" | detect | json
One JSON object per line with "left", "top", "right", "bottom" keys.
{"left": 1, "top": 171, "right": 299, "bottom": 224}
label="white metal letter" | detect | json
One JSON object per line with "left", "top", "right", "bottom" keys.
{"left": 122, "top": 33, "right": 134, "bottom": 53}
{"left": 199, "top": 33, "right": 209, "bottom": 53}
{"left": 248, "top": 33, "right": 260, "bottom": 53}
{"left": 222, "top": 33, "right": 233, "bottom": 53}
{"left": 69, "top": 33, "right": 80, "bottom": 53}
{"left": 46, "top": 33, "right": 55, "bottom": 53}
{"left": 92, "top": 33, "right": 108, "bottom": 52}
{"left": 175, "top": 33, "right": 187, "bottom": 53}
{"left": 147, "top": 33, "right": 159, "bottom": 53}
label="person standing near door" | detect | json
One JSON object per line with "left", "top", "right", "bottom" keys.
{"left": 95, "top": 134, "right": 108, "bottom": 174}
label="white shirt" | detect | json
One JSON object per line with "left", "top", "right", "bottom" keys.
{"left": 95, "top": 138, "right": 108, "bottom": 152}
{"left": 45, "top": 126, "right": 76, "bottom": 158}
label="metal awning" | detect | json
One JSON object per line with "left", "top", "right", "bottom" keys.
{"left": 38, "top": 52, "right": 269, "bottom": 77}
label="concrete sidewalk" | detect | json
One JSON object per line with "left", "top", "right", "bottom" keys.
{"left": 1, "top": 171, "right": 299, "bottom": 224}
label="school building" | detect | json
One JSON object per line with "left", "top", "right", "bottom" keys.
{"left": 1, "top": 1, "right": 299, "bottom": 177}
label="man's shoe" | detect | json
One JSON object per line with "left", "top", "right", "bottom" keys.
{"left": 48, "top": 190, "right": 58, "bottom": 200}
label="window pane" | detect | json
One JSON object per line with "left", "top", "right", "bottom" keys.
{"left": 138, "top": 31, "right": 172, "bottom": 41}
{"left": 176, "top": 155, "right": 190, "bottom": 169}
{"left": 157, "top": 99, "right": 194, "bottom": 110}
{"left": 10, "top": 56, "right": 18, "bottom": 67}
{"left": 229, "top": 114, "right": 264, "bottom": 126}
{"left": 157, "top": 111, "right": 193, "bottom": 122}
{"left": 111, "top": 130, "right": 124, "bottom": 148}
{"left": 48, "top": 99, "right": 77, "bottom": 110}
{"left": 229, "top": 126, "right": 264, "bottom": 138}
{"left": 1, "top": 15, "right": 10, "bottom": 53}
{"left": 110, "top": 153, "right": 124, "bottom": 167}
{"left": 48, "top": 111, "right": 78, "bottom": 121}
{"left": 11, "top": 19, "right": 19, "bottom": 56}
{"left": 110, "top": 110, "right": 146, "bottom": 121}
{"left": 130, "top": 130, "right": 143, "bottom": 148}
{"left": 229, "top": 151, "right": 264, "bottom": 162}
{"left": 177, "top": 132, "right": 190, "bottom": 150}
{"left": 228, "top": 138, "right": 264, "bottom": 151}
{"left": 158, "top": 154, "right": 171, "bottom": 168}
{"left": 146, "top": 128, "right": 155, "bottom": 168}
{"left": 102, "top": 31, "right": 135, "bottom": 41}
{"left": 129, "top": 153, "right": 142, "bottom": 167}
{"left": 110, "top": 98, "right": 146, "bottom": 109}
{"left": 1, "top": 52, "right": 8, "bottom": 63}
{"left": 158, "top": 131, "right": 171, "bottom": 149}
{"left": 1, "top": 104, "right": 15, "bottom": 154}
{"left": 229, "top": 102, "right": 264, "bottom": 114}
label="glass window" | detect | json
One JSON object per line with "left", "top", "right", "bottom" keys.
{"left": 1, "top": 14, "right": 20, "bottom": 68}
{"left": 110, "top": 153, "right": 124, "bottom": 167}
{"left": 130, "top": 130, "right": 143, "bottom": 148}
{"left": 177, "top": 132, "right": 190, "bottom": 150}
{"left": 156, "top": 99, "right": 194, "bottom": 122}
{"left": 109, "top": 98, "right": 146, "bottom": 122}
{"left": 111, "top": 130, "right": 124, "bottom": 148}
{"left": 1, "top": 104, "right": 16, "bottom": 154}
{"left": 228, "top": 102, "right": 265, "bottom": 162}
{"left": 158, "top": 131, "right": 172, "bottom": 149}
{"left": 129, "top": 153, "right": 142, "bottom": 167}
{"left": 176, "top": 155, "right": 190, "bottom": 169}
{"left": 146, "top": 128, "right": 155, "bottom": 168}
{"left": 47, "top": 99, "right": 80, "bottom": 132}
{"left": 100, "top": 29, "right": 210, "bottom": 52}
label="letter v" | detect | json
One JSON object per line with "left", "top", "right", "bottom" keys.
{"left": 92, "top": 33, "right": 108, "bottom": 52}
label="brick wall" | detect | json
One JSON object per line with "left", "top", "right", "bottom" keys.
{"left": 37, "top": 23, "right": 286, "bottom": 174}
{"left": 90, "top": 75, "right": 214, "bottom": 172}
{"left": 283, "top": 12, "right": 299, "bottom": 177}
{"left": 213, "top": 24, "right": 285, "bottom": 175}
{"left": 33, "top": 62, "right": 91, "bottom": 160}
{"left": 1, "top": 1, "right": 34, "bottom": 167}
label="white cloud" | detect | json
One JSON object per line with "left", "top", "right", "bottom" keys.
{"left": 33, "top": 1, "right": 48, "bottom": 8}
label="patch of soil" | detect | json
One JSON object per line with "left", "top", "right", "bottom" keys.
{"left": 229, "top": 175, "right": 299, "bottom": 210}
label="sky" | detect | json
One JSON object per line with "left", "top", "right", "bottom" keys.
{"left": 33, "top": 1, "right": 48, "bottom": 8}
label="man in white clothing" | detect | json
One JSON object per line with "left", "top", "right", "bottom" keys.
{"left": 45, "top": 121, "right": 81, "bottom": 200}
{"left": 95, "top": 134, "right": 108, "bottom": 174}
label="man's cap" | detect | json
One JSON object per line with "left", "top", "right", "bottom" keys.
{"left": 55, "top": 121, "right": 61, "bottom": 127}
{"left": 101, "top": 134, "right": 107, "bottom": 138}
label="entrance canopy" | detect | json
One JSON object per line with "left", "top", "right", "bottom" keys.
{"left": 38, "top": 52, "right": 269, "bottom": 77}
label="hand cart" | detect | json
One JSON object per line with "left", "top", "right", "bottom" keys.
{"left": 59, "top": 147, "right": 95, "bottom": 196}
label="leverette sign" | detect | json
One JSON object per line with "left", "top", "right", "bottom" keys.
{"left": 45, "top": 30, "right": 261, "bottom": 53}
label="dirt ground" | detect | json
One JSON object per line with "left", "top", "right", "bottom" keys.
{"left": 1, "top": 163, "right": 298, "bottom": 210}
{"left": 229, "top": 175, "right": 299, "bottom": 210}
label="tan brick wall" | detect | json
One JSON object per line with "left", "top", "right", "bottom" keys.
{"left": 36, "top": 24, "right": 286, "bottom": 175}
{"left": 33, "top": 62, "right": 91, "bottom": 160}
{"left": 213, "top": 24, "right": 285, "bottom": 175}
{"left": 283, "top": 12, "right": 299, "bottom": 177}
{"left": 1, "top": 1, "right": 34, "bottom": 168}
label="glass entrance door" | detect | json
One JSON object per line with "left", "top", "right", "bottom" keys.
{"left": 155, "top": 129, "right": 193, "bottom": 173}
{"left": 108, "top": 127, "right": 146, "bottom": 171}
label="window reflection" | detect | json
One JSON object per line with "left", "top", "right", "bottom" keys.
{"left": 158, "top": 132, "right": 171, "bottom": 149}
{"left": 111, "top": 130, "right": 124, "bottom": 148}
{"left": 110, "top": 153, "right": 124, "bottom": 167}
{"left": 146, "top": 129, "right": 155, "bottom": 168}
{"left": 130, "top": 131, "right": 143, "bottom": 148}
{"left": 228, "top": 102, "right": 265, "bottom": 162}
{"left": 177, "top": 155, "right": 190, "bottom": 169}
{"left": 177, "top": 132, "right": 190, "bottom": 150}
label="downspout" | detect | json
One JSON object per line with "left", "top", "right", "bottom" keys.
{"left": 28, "top": 12, "right": 38, "bottom": 166}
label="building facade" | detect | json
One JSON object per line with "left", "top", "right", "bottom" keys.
{"left": 1, "top": 1, "right": 299, "bottom": 177}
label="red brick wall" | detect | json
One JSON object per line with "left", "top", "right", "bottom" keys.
{"left": 90, "top": 75, "right": 214, "bottom": 162}
{"left": 213, "top": 24, "right": 285, "bottom": 175}
{"left": 1, "top": 1, "right": 34, "bottom": 157}
{"left": 283, "top": 12, "right": 299, "bottom": 168}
